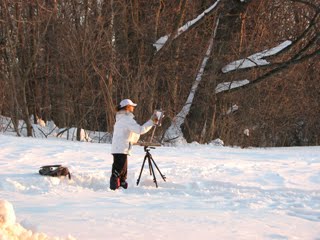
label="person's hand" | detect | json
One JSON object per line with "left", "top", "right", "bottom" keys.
{"left": 151, "top": 111, "right": 159, "bottom": 124}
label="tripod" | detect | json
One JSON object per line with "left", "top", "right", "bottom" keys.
{"left": 136, "top": 146, "right": 166, "bottom": 188}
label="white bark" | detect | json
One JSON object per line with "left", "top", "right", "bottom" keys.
{"left": 164, "top": 19, "right": 219, "bottom": 143}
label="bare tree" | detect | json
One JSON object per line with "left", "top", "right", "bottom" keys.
{"left": 0, "top": 0, "right": 318, "bottom": 146}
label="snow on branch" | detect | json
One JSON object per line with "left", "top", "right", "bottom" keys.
{"left": 222, "top": 40, "right": 292, "bottom": 73}
{"left": 153, "top": 0, "right": 221, "bottom": 52}
{"left": 215, "top": 80, "right": 250, "bottom": 94}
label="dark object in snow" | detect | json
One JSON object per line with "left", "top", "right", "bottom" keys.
{"left": 39, "top": 165, "right": 71, "bottom": 179}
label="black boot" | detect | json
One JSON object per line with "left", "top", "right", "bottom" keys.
{"left": 110, "top": 175, "right": 120, "bottom": 190}
{"left": 120, "top": 180, "right": 128, "bottom": 189}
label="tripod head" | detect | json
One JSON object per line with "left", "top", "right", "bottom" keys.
{"left": 137, "top": 142, "right": 161, "bottom": 147}
{"left": 144, "top": 146, "right": 156, "bottom": 152}
{"left": 134, "top": 142, "right": 161, "bottom": 153}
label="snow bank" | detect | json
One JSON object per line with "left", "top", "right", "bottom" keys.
{"left": 0, "top": 200, "right": 16, "bottom": 228}
{"left": 0, "top": 115, "right": 112, "bottom": 143}
{"left": 0, "top": 200, "right": 76, "bottom": 240}
{"left": 209, "top": 138, "right": 224, "bottom": 146}
{"left": 0, "top": 135, "right": 320, "bottom": 240}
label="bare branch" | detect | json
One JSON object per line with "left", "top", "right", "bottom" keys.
{"left": 218, "top": 48, "right": 320, "bottom": 95}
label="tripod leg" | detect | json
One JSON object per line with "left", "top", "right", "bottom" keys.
{"left": 136, "top": 155, "right": 148, "bottom": 186}
{"left": 150, "top": 155, "right": 166, "bottom": 182}
{"left": 147, "top": 153, "right": 153, "bottom": 176}
{"left": 148, "top": 155, "right": 158, "bottom": 188}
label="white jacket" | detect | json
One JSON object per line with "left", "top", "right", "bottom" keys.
{"left": 111, "top": 111, "right": 154, "bottom": 154}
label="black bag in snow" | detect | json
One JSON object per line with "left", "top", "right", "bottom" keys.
{"left": 39, "top": 165, "right": 71, "bottom": 179}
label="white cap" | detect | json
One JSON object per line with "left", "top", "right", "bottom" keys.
{"left": 119, "top": 99, "right": 137, "bottom": 108}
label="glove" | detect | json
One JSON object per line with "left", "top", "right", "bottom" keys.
{"left": 151, "top": 111, "right": 159, "bottom": 124}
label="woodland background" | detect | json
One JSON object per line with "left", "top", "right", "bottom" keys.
{"left": 0, "top": 0, "right": 319, "bottom": 147}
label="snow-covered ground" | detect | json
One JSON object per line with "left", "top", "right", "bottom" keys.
{"left": 0, "top": 134, "right": 319, "bottom": 240}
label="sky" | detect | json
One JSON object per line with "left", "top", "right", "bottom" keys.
{"left": 0, "top": 133, "right": 319, "bottom": 240}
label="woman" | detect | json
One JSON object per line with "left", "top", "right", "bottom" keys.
{"left": 110, "top": 99, "right": 158, "bottom": 190}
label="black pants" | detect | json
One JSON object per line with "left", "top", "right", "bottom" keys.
{"left": 111, "top": 154, "right": 128, "bottom": 182}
